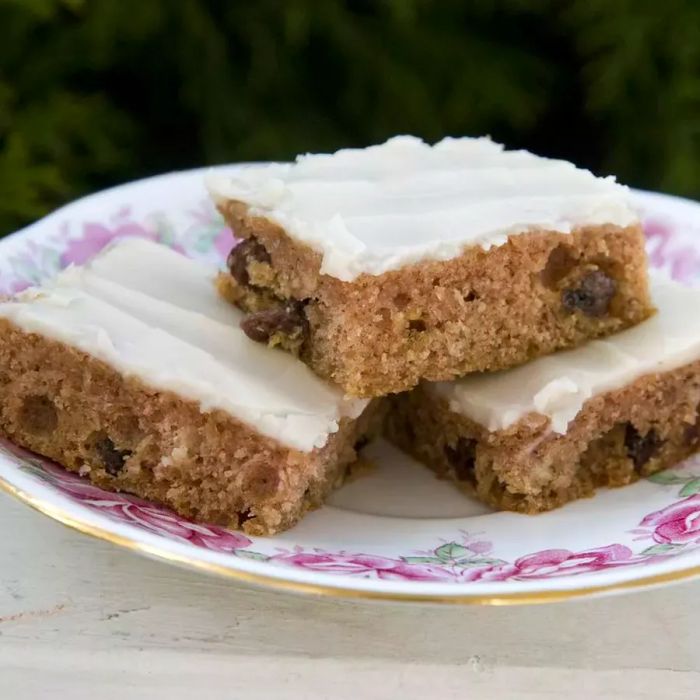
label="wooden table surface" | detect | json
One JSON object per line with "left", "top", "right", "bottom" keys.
{"left": 1, "top": 491, "right": 698, "bottom": 700}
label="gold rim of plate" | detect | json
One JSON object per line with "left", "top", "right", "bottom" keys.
{"left": 2, "top": 475, "right": 699, "bottom": 605}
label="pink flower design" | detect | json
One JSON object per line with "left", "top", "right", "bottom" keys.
{"left": 60, "top": 220, "right": 159, "bottom": 267}
{"left": 462, "top": 545, "right": 635, "bottom": 581}
{"left": 644, "top": 218, "right": 700, "bottom": 283}
{"left": 4, "top": 436, "right": 700, "bottom": 584}
{"left": 459, "top": 563, "right": 520, "bottom": 582}
{"left": 466, "top": 540, "right": 492, "bottom": 555}
{"left": 213, "top": 226, "right": 235, "bottom": 261}
{"left": 513, "top": 544, "right": 635, "bottom": 577}
{"left": 103, "top": 502, "right": 252, "bottom": 552}
{"left": 640, "top": 495, "right": 700, "bottom": 545}
{"left": 271, "top": 551, "right": 453, "bottom": 581}
{"left": 36, "top": 461, "right": 251, "bottom": 553}
{"left": 270, "top": 544, "right": 638, "bottom": 582}
{"left": 5, "top": 279, "right": 32, "bottom": 294}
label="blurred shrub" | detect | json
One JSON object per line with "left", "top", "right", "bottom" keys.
{"left": 1, "top": 0, "right": 699, "bottom": 233}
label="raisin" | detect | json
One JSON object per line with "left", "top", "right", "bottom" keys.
{"left": 684, "top": 423, "right": 700, "bottom": 446}
{"left": 227, "top": 239, "right": 271, "bottom": 287}
{"left": 408, "top": 319, "right": 426, "bottom": 332}
{"left": 238, "top": 509, "right": 253, "bottom": 525}
{"left": 240, "top": 301, "right": 309, "bottom": 345}
{"left": 444, "top": 437, "right": 478, "bottom": 484}
{"left": 562, "top": 269, "right": 616, "bottom": 317}
{"left": 624, "top": 424, "right": 662, "bottom": 472}
{"left": 96, "top": 437, "right": 131, "bottom": 477}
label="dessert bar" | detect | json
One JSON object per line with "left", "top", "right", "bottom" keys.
{"left": 0, "top": 239, "right": 380, "bottom": 535}
{"left": 386, "top": 280, "right": 700, "bottom": 512}
{"left": 208, "top": 135, "right": 653, "bottom": 397}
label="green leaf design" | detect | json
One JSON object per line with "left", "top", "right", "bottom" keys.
{"left": 155, "top": 218, "right": 176, "bottom": 246}
{"left": 401, "top": 556, "right": 443, "bottom": 565}
{"left": 234, "top": 549, "right": 270, "bottom": 561}
{"left": 10, "top": 256, "right": 41, "bottom": 282}
{"left": 17, "top": 460, "right": 46, "bottom": 478}
{"left": 455, "top": 557, "right": 506, "bottom": 568}
{"left": 193, "top": 239, "right": 207, "bottom": 253}
{"left": 679, "top": 478, "right": 700, "bottom": 496}
{"left": 194, "top": 228, "right": 218, "bottom": 252}
{"left": 434, "top": 543, "right": 472, "bottom": 561}
{"left": 647, "top": 472, "right": 692, "bottom": 485}
{"left": 43, "top": 246, "right": 61, "bottom": 270}
{"left": 640, "top": 543, "right": 680, "bottom": 556}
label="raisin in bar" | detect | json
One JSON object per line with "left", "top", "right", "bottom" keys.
{"left": 385, "top": 279, "right": 700, "bottom": 513}
{"left": 0, "top": 239, "right": 381, "bottom": 535}
{"left": 207, "top": 135, "right": 653, "bottom": 397}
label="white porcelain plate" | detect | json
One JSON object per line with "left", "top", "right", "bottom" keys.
{"left": 2, "top": 168, "right": 700, "bottom": 604}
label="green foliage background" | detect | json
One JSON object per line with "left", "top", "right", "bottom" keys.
{"left": 2, "top": 0, "right": 699, "bottom": 235}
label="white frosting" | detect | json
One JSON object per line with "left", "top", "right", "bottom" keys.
{"left": 432, "top": 280, "right": 700, "bottom": 434}
{"left": 0, "top": 239, "right": 368, "bottom": 452}
{"left": 206, "top": 135, "right": 637, "bottom": 281}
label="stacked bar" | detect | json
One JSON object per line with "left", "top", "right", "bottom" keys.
{"left": 207, "top": 135, "right": 652, "bottom": 397}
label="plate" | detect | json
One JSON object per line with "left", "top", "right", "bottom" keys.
{"left": 2, "top": 168, "right": 700, "bottom": 605}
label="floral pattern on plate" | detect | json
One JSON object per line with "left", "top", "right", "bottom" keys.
{"left": 4, "top": 437, "right": 700, "bottom": 584}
